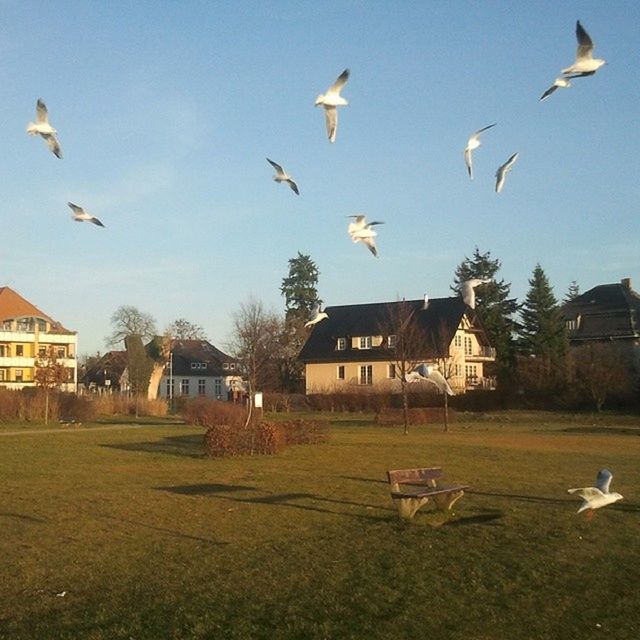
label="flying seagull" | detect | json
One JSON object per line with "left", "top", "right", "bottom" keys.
{"left": 266, "top": 158, "right": 299, "bottom": 195}
{"left": 315, "top": 68, "right": 350, "bottom": 143}
{"left": 68, "top": 202, "right": 105, "bottom": 227}
{"left": 406, "top": 363, "right": 455, "bottom": 396}
{"left": 304, "top": 303, "right": 328, "bottom": 328}
{"left": 495, "top": 152, "right": 519, "bottom": 193}
{"left": 568, "top": 469, "right": 623, "bottom": 516}
{"left": 461, "top": 278, "right": 491, "bottom": 309}
{"left": 26, "top": 99, "right": 62, "bottom": 159}
{"left": 464, "top": 123, "right": 496, "bottom": 179}
{"left": 561, "top": 21, "right": 606, "bottom": 78}
{"left": 347, "top": 214, "right": 384, "bottom": 257}
{"left": 539, "top": 77, "right": 572, "bottom": 102}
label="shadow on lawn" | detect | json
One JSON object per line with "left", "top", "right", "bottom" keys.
{"left": 0, "top": 512, "right": 47, "bottom": 523}
{"left": 469, "top": 490, "right": 570, "bottom": 506}
{"left": 156, "top": 483, "right": 390, "bottom": 521}
{"left": 101, "top": 434, "right": 204, "bottom": 459}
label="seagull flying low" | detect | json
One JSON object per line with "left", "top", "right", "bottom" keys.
{"left": 561, "top": 20, "right": 606, "bottom": 78}
{"left": 26, "top": 99, "right": 62, "bottom": 159}
{"left": 495, "top": 152, "right": 519, "bottom": 193}
{"left": 347, "top": 214, "right": 384, "bottom": 257}
{"left": 464, "top": 123, "right": 496, "bottom": 179}
{"left": 315, "top": 68, "right": 349, "bottom": 143}
{"left": 266, "top": 158, "right": 299, "bottom": 195}
{"left": 304, "top": 303, "right": 329, "bottom": 328}
{"left": 405, "top": 363, "right": 455, "bottom": 396}
{"left": 568, "top": 469, "right": 623, "bottom": 515}
{"left": 539, "top": 77, "right": 572, "bottom": 102}
{"left": 461, "top": 278, "right": 491, "bottom": 309}
{"left": 68, "top": 202, "right": 105, "bottom": 227}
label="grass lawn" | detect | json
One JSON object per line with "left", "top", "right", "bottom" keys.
{"left": 1, "top": 412, "right": 639, "bottom": 639}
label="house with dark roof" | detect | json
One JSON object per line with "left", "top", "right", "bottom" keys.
{"left": 561, "top": 277, "right": 640, "bottom": 371}
{"left": 298, "top": 296, "right": 495, "bottom": 394}
{"left": 83, "top": 351, "right": 129, "bottom": 393}
{"left": 0, "top": 286, "right": 78, "bottom": 391}
{"left": 156, "top": 339, "right": 243, "bottom": 401}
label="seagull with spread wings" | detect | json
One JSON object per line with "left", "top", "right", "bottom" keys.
{"left": 461, "top": 278, "right": 491, "bottom": 309}
{"left": 68, "top": 202, "right": 105, "bottom": 227}
{"left": 304, "top": 303, "right": 328, "bottom": 328}
{"left": 568, "top": 469, "right": 623, "bottom": 516}
{"left": 562, "top": 21, "right": 606, "bottom": 78}
{"left": 464, "top": 123, "right": 496, "bottom": 179}
{"left": 266, "top": 158, "right": 299, "bottom": 195}
{"left": 539, "top": 77, "right": 572, "bottom": 102}
{"left": 495, "top": 152, "right": 519, "bottom": 193}
{"left": 347, "top": 214, "right": 384, "bottom": 257}
{"left": 405, "top": 363, "right": 455, "bottom": 396}
{"left": 26, "top": 99, "right": 62, "bottom": 159}
{"left": 315, "top": 68, "right": 350, "bottom": 143}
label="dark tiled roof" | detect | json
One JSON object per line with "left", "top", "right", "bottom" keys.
{"left": 298, "top": 297, "right": 480, "bottom": 363}
{"left": 561, "top": 281, "right": 640, "bottom": 341}
{"left": 170, "top": 339, "right": 237, "bottom": 377}
{"left": 84, "top": 351, "right": 128, "bottom": 385}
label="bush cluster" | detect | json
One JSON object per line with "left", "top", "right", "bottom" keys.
{"left": 90, "top": 394, "right": 168, "bottom": 417}
{"left": 181, "top": 397, "right": 246, "bottom": 428}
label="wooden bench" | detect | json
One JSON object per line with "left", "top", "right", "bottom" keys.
{"left": 387, "top": 467, "right": 469, "bottom": 520}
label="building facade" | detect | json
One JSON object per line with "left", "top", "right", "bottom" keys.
{"left": 298, "top": 297, "right": 495, "bottom": 394}
{"left": 0, "top": 287, "right": 77, "bottom": 392}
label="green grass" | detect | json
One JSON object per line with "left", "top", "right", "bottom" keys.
{"left": 1, "top": 412, "right": 639, "bottom": 639}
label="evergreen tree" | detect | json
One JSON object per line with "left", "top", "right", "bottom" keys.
{"left": 563, "top": 280, "right": 580, "bottom": 302}
{"left": 518, "top": 264, "right": 567, "bottom": 361}
{"left": 452, "top": 248, "right": 518, "bottom": 387}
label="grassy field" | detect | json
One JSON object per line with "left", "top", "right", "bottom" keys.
{"left": 1, "top": 412, "right": 639, "bottom": 639}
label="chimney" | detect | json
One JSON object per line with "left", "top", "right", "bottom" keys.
{"left": 422, "top": 294, "right": 429, "bottom": 310}
{"left": 621, "top": 277, "right": 632, "bottom": 290}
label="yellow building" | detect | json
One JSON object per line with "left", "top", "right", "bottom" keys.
{"left": 0, "top": 287, "right": 78, "bottom": 391}
{"left": 298, "top": 297, "right": 495, "bottom": 394}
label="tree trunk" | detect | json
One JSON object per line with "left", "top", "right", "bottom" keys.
{"left": 401, "top": 379, "right": 409, "bottom": 435}
{"left": 443, "top": 391, "right": 449, "bottom": 432}
{"left": 44, "top": 390, "right": 49, "bottom": 426}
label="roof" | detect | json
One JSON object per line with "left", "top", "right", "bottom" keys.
{"left": 0, "top": 286, "right": 75, "bottom": 335}
{"left": 169, "top": 339, "right": 236, "bottom": 377}
{"left": 84, "top": 351, "right": 128, "bottom": 385}
{"left": 561, "top": 279, "right": 640, "bottom": 341}
{"left": 298, "top": 296, "right": 483, "bottom": 363}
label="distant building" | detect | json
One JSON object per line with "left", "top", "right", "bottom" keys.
{"left": 157, "top": 339, "right": 243, "bottom": 401}
{"left": 298, "top": 296, "right": 496, "bottom": 394}
{"left": 0, "top": 287, "right": 77, "bottom": 391}
{"left": 83, "top": 351, "right": 129, "bottom": 393}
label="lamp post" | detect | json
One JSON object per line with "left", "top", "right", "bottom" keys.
{"left": 168, "top": 351, "right": 174, "bottom": 413}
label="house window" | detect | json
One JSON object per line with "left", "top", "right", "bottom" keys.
{"left": 57, "top": 347, "right": 66, "bottom": 358}
{"left": 229, "top": 363, "right": 236, "bottom": 370}
{"left": 214, "top": 379, "right": 222, "bottom": 399}
{"left": 16, "top": 345, "right": 24, "bottom": 357}
{"left": 455, "top": 364, "right": 462, "bottom": 376}
{"left": 166, "top": 379, "right": 174, "bottom": 396}
{"left": 337, "top": 365, "right": 345, "bottom": 380}
{"left": 2, "top": 320, "right": 12, "bottom": 330}
{"left": 223, "top": 363, "right": 229, "bottom": 370}
{"left": 336, "top": 337, "right": 346, "bottom": 351}
{"left": 359, "top": 336, "right": 372, "bottom": 350}
{"left": 180, "top": 379, "right": 190, "bottom": 395}
{"left": 0, "top": 369, "right": 5, "bottom": 381}
{"left": 0, "top": 345, "right": 5, "bottom": 356}
{"left": 359, "top": 365, "right": 373, "bottom": 385}
{"left": 387, "top": 363, "right": 396, "bottom": 379}
{"left": 38, "top": 346, "right": 47, "bottom": 357}
{"left": 198, "top": 379, "right": 206, "bottom": 395}
{"left": 387, "top": 335, "right": 397, "bottom": 349}
{"left": 465, "top": 365, "right": 478, "bottom": 384}
{"left": 454, "top": 334, "right": 462, "bottom": 347}
{"left": 15, "top": 369, "right": 24, "bottom": 382}
{"left": 464, "top": 337, "right": 473, "bottom": 356}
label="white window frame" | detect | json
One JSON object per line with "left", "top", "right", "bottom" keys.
{"left": 387, "top": 335, "right": 397, "bottom": 349}
{"left": 387, "top": 363, "right": 396, "bottom": 379}
{"left": 337, "top": 365, "right": 345, "bottom": 380}
{"left": 359, "top": 365, "right": 373, "bottom": 385}
{"left": 336, "top": 337, "right": 346, "bottom": 351}
{"left": 180, "top": 379, "right": 190, "bottom": 395}
{"left": 359, "top": 336, "right": 372, "bottom": 350}
{"left": 198, "top": 379, "right": 206, "bottom": 395}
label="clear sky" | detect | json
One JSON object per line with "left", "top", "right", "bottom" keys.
{"left": 2, "top": 1, "right": 639, "bottom": 356}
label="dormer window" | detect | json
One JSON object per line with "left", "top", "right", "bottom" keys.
{"left": 565, "top": 315, "right": 581, "bottom": 331}
{"left": 229, "top": 363, "right": 236, "bottom": 370}
{"left": 387, "top": 335, "right": 397, "bottom": 349}
{"left": 223, "top": 363, "right": 229, "bottom": 370}
{"left": 336, "top": 337, "right": 346, "bottom": 351}
{"left": 359, "top": 336, "right": 372, "bottom": 350}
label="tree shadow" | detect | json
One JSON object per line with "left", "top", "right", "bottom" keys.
{"left": 101, "top": 434, "right": 205, "bottom": 459}
{"left": 563, "top": 426, "right": 640, "bottom": 436}
{"left": 446, "top": 511, "right": 504, "bottom": 527}
{"left": 155, "top": 483, "right": 258, "bottom": 496}
{"left": 469, "top": 489, "right": 571, "bottom": 506}
{"left": 0, "top": 512, "right": 47, "bottom": 523}
{"left": 338, "top": 475, "right": 388, "bottom": 485}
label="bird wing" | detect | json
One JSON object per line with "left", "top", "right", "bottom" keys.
{"left": 329, "top": 68, "right": 350, "bottom": 95}
{"left": 68, "top": 202, "right": 84, "bottom": 215}
{"left": 575, "top": 21, "right": 594, "bottom": 60}
{"left": 287, "top": 178, "right": 300, "bottom": 195}
{"left": 89, "top": 217, "right": 105, "bottom": 227}
{"left": 567, "top": 487, "right": 604, "bottom": 500}
{"left": 539, "top": 83, "right": 559, "bottom": 101}
{"left": 414, "top": 363, "right": 429, "bottom": 378}
{"left": 44, "top": 133, "right": 62, "bottom": 159}
{"left": 596, "top": 469, "right": 612, "bottom": 493}
{"left": 364, "top": 238, "right": 378, "bottom": 257}
{"left": 473, "top": 123, "right": 497, "bottom": 137}
{"left": 266, "top": 158, "right": 285, "bottom": 176}
{"left": 36, "top": 99, "right": 49, "bottom": 124}
{"left": 367, "top": 221, "right": 385, "bottom": 227}
{"left": 324, "top": 106, "right": 338, "bottom": 142}
{"left": 427, "top": 369, "right": 455, "bottom": 395}
{"left": 464, "top": 147, "right": 473, "bottom": 179}
{"left": 495, "top": 153, "right": 518, "bottom": 192}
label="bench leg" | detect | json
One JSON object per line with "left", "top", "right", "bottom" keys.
{"left": 392, "top": 496, "right": 431, "bottom": 520}
{"left": 432, "top": 490, "right": 465, "bottom": 512}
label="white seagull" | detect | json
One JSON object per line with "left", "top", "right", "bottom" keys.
{"left": 539, "top": 77, "right": 572, "bottom": 102}
{"left": 26, "top": 99, "right": 62, "bottom": 159}
{"left": 495, "top": 152, "right": 519, "bottom": 193}
{"left": 461, "top": 278, "right": 491, "bottom": 309}
{"left": 304, "top": 303, "right": 329, "bottom": 328}
{"left": 347, "top": 215, "right": 384, "bottom": 257}
{"left": 568, "top": 469, "right": 623, "bottom": 516}
{"left": 68, "top": 202, "right": 105, "bottom": 227}
{"left": 561, "top": 21, "right": 606, "bottom": 78}
{"left": 405, "top": 363, "right": 455, "bottom": 396}
{"left": 315, "top": 68, "right": 349, "bottom": 143}
{"left": 266, "top": 158, "right": 299, "bottom": 195}
{"left": 464, "top": 123, "right": 496, "bottom": 179}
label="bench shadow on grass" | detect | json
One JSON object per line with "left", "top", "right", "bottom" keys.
{"left": 156, "top": 483, "right": 390, "bottom": 522}
{"left": 101, "top": 434, "right": 205, "bottom": 459}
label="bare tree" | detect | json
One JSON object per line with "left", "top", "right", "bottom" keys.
{"left": 107, "top": 306, "right": 157, "bottom": 348}
{"left": 431, "top": 320, "right": 460, "bottom": 432}
{"left": 165, "top": 318, "right": 206, "bottom": 340}
{"left": 35, "top": 345, "right": 68, "bottom": 424}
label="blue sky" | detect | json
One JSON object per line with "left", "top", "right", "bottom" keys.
{"left": 2, "top": 1, "right": 639, "bottom": 356}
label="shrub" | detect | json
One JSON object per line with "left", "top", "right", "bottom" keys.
{"left": 263, "top": 393, "right": 308, "bottom": 413}
{"left": 58, "top": 393, "right": 97, "bottom": 422}
{"left": 90, "top": 394, "right": 168, "bottom": 417}
{"left": 376, "top": 407, "right": 456, "bottom": 426}
{"left": 277, "top": 419, "right": 329, "bottom": 445}
{"left": 182, "top": 398, "right": 246, "bottom": 429}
